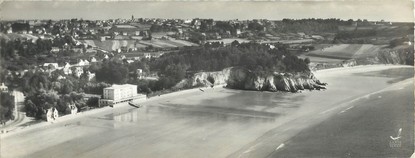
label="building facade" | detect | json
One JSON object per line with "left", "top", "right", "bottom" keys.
{"left": 99, "top": 84, "right": 146, "bottom": 107}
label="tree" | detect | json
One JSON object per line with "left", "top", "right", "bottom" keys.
{"left": 86, "top": 97, "right": 99, "bottom": 108}
{"left": 0, "top": 92, "right": 15, "bottom": 122}
{"left": 304, "top": 58, "right": 311, "bottom": 65}
{"left": 95, "top": 60, "right": 129, "bottom": 84}
{"left": 231, "top": 40, "right": 240, "bottom": 47}
{"left": 24, "top": 90, "right": 59, "bottom": 119}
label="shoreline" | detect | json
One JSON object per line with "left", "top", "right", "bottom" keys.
{"left": 0, "top": 84, "right": 226, "bottom": 138}
{"left": 1, "top": 64, "right": 412, "bottom": 138}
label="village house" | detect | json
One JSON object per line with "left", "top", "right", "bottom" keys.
{"left": 57, "top": 75, "right": 66, "bottom": 80}
{"left": 0, "top": 83, "right": 8, "bottom": 92}
{"left": 73, "top": 67, "right": 84, "bottom": 78}
{"left": 66, "top": 104, "right": 78, "bottom": 115}
{"left": 77, "top": 59, "right": 89, "bottom": 66}
{"left": 6, "top": 28, "right": 13, "bottom": 34}
{"left": 86, "top": 71, "right": 96, "bottom": 81}
{"left": 45, "top": 107, "right": 59, "bottom": 122}
{"left": 144, "top": 53, "right": 152, "bottom": 59}
{"left": 136, "top": 69, "right": 144, "bottom": 79}
{"left": 51, "top": 47, "right": 60, "bottom": 53}
{"left": 90, "top": 57, "right": 97, "bottom": 62}
{"left": 63, "top": 63, "right": 72, "bottom": 75}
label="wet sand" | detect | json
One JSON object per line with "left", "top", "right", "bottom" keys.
{"left": 1, "top": 65, "right": 413, "bottom": 158}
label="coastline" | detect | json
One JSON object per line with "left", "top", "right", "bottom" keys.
{"left": 1, "top": 64, "right": 413, "bottom": 158}
{"left": 0, "top": 64, "right": 411, "bottom": 139}
{"left": 0, "top": 83, "right": 226, "bottom": 139}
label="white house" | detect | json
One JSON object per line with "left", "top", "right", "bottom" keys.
{"left": 45, "top": 107, "right": 59, "bottom": 122}
{"left": 0, "top": 83, "right": 8, "bottom": 92}
{"left": 73, "top": 67, "right": 84, "bottom": 78}
{"left": 90, "top": 57, "right": 97, "bottom": 62}
{"left": 51, "top": 47, "right": 60, "bottom": 53}
{"left": 144, "top": 53, "right": 151, "bottom": 59}
{"left": 66, "top": 104, "right": 78, "bottom": 115}
{"left": 77, "top": 59, "right": 88, "bottom": 66}
{"left": 63, "top": 63, "right": 72, "bottom": 75}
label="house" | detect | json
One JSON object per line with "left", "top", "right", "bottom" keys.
{"left": 73, "top": 67, "right": 84, "bottom": 78}
{"left": 83, "top": 60, "right": 90, "bottom": 66}
{"left": 90, "top": 57, "right": 97, "bottom": 62}
{"left": 86, "top": 71, "right": 95, "bottom": 81}
{"left": 45, "top": 107, "right": 59, "bottom": 122}
{"left": 144, "top": 53, "right": 151, "bottom": 59}
{"left": 125, "top": 60, "right": 134, "bottom": 64}
{"left": 51, "top": 47, "right": 60, "bottom": 53}
{"left": 63, "top": 63, "right": 72, "bottom": 75}
{"left": 77, "top": 59, "right": 89, "bottom": 66}
{"left": 99, "top": 84, "right": 146, "bottom": 107}
{"left": 0, "top": 83, "right": 8, "bottom": 92}
{"left": 57, "top": 75, "right": 66, "bottom": 80}
{"left": 66, "top": 104, "right": 78, "bottom": 115}
{"left": 136, "top": 69, "right": 144, "bottom": 79}
{"left": 236, "top": 29, "right": 241, "bottom": 35}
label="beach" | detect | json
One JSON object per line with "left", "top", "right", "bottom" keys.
{"left": 1, "top": 65, "right": 413, "bottom": 158}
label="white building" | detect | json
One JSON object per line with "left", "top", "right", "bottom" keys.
{"left": 63, "top": 63, "right": 72, "bottom": 75}
{"left": 73, "top": 67, "right": 84, "bottom": 78}
{"left": 86, "top": 71, "right": 95, "bottom": 81}
{"left": 90, "top": 57, "right": 97, "bottom": 62}
{"left": 0, "top": 83, "right": 8, "bottom": 92}
{"left": 144, "top": 53, "right": 151, "bottom": 59}
{"left": 77, "top": 59, "right": 89, "bottom": 66}
{"left": 45, "top": 107, "right": 59, "bottom": 122}
{"left": 66, "top": 104, "right": 78, "bottom": 115}
{"left": 99, "top": 84, "right": 146, "bottom": 107}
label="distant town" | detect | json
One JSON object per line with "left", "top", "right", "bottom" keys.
{"left": 0, "top": 16, "right": 413, "bottom": 132}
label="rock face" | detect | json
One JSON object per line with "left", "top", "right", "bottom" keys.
{"left": 226, "top": 67, "right": 326, "bottom": 92}
{"left": 179, "top": 67, "right": 326, "bottom": 92}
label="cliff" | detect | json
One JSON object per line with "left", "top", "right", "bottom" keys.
{"left": 177, "top": 67, "right": 326, "bottom": 92}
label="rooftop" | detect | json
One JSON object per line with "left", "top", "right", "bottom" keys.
{"left": 104, "top": 84, "right": 137, "bottom": 90}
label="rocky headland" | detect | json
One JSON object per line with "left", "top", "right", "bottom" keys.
{"left": 178, "top": 67, "right": 326, "bottom": 92}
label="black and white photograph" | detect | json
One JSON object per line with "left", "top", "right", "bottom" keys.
{"left": 0, "top": 0, "right": 414, "bottom": 157}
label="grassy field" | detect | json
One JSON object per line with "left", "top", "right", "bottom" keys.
{"left": 206, "top": 38, "right": 250, "bottom": 44}
{"left": 306, "top": 44, "right": 385, "bottom": 60}
{"left": 0, "top": 33, "right": 39, "bottom": 41}
{"left": 81, "top": 39, "right": 198, "bottom": 51}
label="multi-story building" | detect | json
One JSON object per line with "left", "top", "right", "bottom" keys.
{"left": 99, "top": 84, "right": 146, "bottom": 107}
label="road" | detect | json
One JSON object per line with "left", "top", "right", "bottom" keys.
{"left": 0, "top": 90, "right": 27, "bottom": 132}
{"left": 1, "top": 65, "right": 414, "bottom": 158}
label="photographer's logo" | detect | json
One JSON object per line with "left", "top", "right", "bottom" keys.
{"left": 389, "top": 128, "right": 402, "bottom": 148}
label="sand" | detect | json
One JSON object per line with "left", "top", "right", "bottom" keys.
{"left": 1, "top": 65, "right": 413, "bottom": 158}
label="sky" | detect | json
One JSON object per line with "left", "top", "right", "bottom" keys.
{"left": 0, "top": 0, "right": 414, "bottom": 22}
